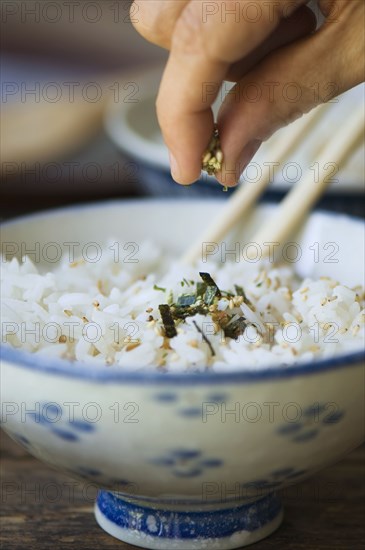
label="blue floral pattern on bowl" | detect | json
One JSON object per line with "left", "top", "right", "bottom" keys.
{"left": 276, "top": 402, "right": 345, "bottom": 443}
{"left": 242, "top": 467, "right": 307, "bottom": 493}
{"left": 96, "top": 490, "right": 282, "bottom": 542}
{"left": 26, "top": 402, "right": 96, "bottom": 442}
{"left": 151, "top": 448, "right": 223, "bottom": 477}
{"left": 152, "top": 392, "right": 230, "bottom": 418}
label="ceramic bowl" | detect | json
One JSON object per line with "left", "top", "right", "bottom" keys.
{"left": 1, "top": 200, "right": 364, "bottom": 550}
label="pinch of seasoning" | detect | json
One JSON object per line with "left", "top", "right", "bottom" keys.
{"left": 146, "top": 307, "right": 153, "bottom": 313}
{"left": 300, "top": 287, "right": 309, "bottom": 294}
{"left": 201, "top": 125, "right": 224, "bottom": 176}
{"left": 82, "top": 316, "right": 89, "bottom": 323}
{"left": 93, "top": 301, "right": 100, "bottom": 308}
{"left": 59, "top": 335, "right": 67, "bottom": 343}
{"left": 147, "top": 315, "right": 154, "bottom": 322}
{"left": 64, "top": 309, "right": 72, "bottom": 317}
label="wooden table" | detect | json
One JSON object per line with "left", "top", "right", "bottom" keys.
{"left": 1, "top": 432, "right": 364, "bottom": 550}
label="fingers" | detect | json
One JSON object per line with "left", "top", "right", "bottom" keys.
{"left": 217, "top": 1, "right": 365, "bottom": 186}
{"left": 131, "top": 1, "right": 189, "bottom": 49}
{"left": 157, "top": 0, "right": 306, "bottom": 184}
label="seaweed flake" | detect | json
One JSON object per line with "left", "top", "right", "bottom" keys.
{"left": 177, "top": 295, "right": 196, "bottom": 307}
{"left": 159, "top": 305, "right": 177, "bottom": 338}
{"left": 199, "top": 272, "right": 221, "bottom": 305}
{"left": 192, "top": 320, "right": 215, "bottom": 357}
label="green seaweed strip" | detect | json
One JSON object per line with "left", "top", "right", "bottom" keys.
{"left": 154, "top": 284, "right": 166, "bottom": 292}
{"left": 192, "top": 320, "right": 216, "bottom": 357}
{"left": 199, "top": 273, "right": 221, "bottom": 296}
{"left": 172, "top": 304, "right": 209, "bottom": 320}
{"left": 204, "top": 286, "right": 218, "bottom": 306}
{"left": 199, "top": 272, "right": 221, "bottom": 305}
{"left": 177, "top": 295, "right": 196, "bottom": 307}
{"left": 159, "top": 304, "right": 177, "bottom": 338}
{"left": 196, "top": 282, "right": 207, "bottom": 298}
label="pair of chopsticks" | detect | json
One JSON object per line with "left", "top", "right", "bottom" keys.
{"left": 182, "top": 105, "right": 364, "bottom": 265}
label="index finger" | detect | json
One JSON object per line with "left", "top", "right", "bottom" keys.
{"left": 156, "top": 0, "right": 305, "bottom": 184}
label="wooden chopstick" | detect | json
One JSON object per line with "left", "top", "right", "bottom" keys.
{"left": 248, "top": 109, "right": 364, "bottom": 258}
{"left": 181, "top": 103, "right": 331, "bottom": 265}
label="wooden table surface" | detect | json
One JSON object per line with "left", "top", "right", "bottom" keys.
{"left": 1, "top": 432, "right": 364, "bottom": 550}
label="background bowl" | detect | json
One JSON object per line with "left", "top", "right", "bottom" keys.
{"left": 104, "top": 69, "right": 365, "bottom": 197}
{"left": 1, "top": 200, "right": 364, "bottom": 549}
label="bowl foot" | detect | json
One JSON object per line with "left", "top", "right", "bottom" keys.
{"left": 95, "top": 491, "right": 283, "bottom": 549}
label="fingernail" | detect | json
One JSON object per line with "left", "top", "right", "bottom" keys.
{"left": 169, "top": 152, "right": 181, "bottom": 182}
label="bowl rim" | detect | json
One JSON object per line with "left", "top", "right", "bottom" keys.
{"left": 1, "top": 344, "right": 364, "bottom": 385}
{"left": 1, "top": 198, "right": 364, "bottom": 385}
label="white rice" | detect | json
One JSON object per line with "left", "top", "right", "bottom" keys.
{"left": 1, "top": 241, "right": 364, "bottom": 373}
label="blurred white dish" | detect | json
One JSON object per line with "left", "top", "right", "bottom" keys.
{"left": 105, "top": 68, "right": 364, "bottom": 193}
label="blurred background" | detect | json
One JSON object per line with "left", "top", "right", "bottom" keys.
{"left": 1, "top": 0, "right": 364, "bottom": 219}
{"left": 1, "top": 0, "right": 166, "bottom": 215}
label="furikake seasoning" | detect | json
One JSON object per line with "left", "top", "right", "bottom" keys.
{"left": 202, "top": 125, "right": 223, "bottom": 176}
{"left": 156, "top": 273, "right": 256, "bottom": 355}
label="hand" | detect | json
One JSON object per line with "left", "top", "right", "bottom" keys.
{"left": 132, "top": 0, "right": 364, "bottom": 186}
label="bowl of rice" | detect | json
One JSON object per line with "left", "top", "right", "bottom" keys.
{"left": 1, "top": 199, "right": 364, "bottom": 550}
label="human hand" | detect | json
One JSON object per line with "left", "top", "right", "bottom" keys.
{"left": 132, "top": 0, "right": 364, "bottom": 186}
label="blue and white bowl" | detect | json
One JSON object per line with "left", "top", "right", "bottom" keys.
{"left": 1, "top": 200, "right": 364, "bottom": 549}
